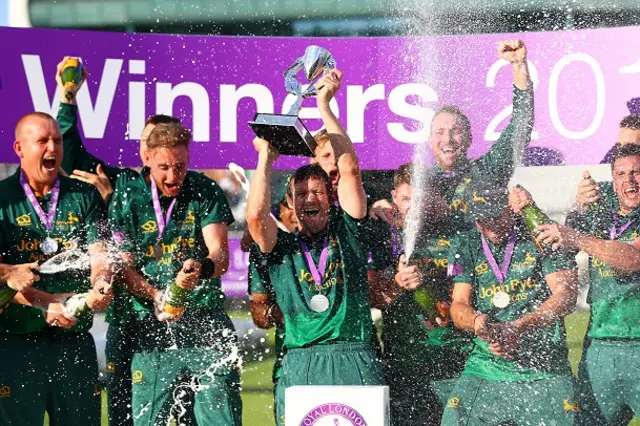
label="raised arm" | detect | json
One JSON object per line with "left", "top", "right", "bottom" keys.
{"left": 316, "top": 69, "right": 366, "bottom": 219}
{"left": 246, "top": 138, "right": 279, "bottom": 253}
{"left": 476, "top": 40, "right": 533, "bottom": 176}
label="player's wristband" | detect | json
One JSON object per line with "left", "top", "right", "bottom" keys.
{"left": 200, "top": 258, "right": 216, "bottom": 279}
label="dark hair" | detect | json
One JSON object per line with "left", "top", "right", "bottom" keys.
{"left": 393, "top": 163, "right": 413, "bottom": 189}
{"left": 146, "top": 123, "right": 191, "bottom": 150}
{"left": 145, "top": 114, "right": 180, "bottom": 127}
{"left": 287, "top": 164, "right": 332, "bottom": 198}
{"left": 619, "top": 114, "right": 640, "bottom": 130}
{"left": 432, "top": 106, "right": 472, "bottom": 146}
{"left": 611, "top": 143, "right": 640, "bottom": 168}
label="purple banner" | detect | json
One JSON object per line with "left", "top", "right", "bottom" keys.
{"left": 221, "top": 237, "right": 249, "bottom": 298}
{"left": 1, "top": 26, "right": 640, "bottom": 169}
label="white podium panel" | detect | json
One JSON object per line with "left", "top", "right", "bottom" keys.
{"left": 285, "top": 385, "right": 389, "bottom": 426}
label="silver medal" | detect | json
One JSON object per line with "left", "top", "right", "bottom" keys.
{"left": 40, "top": 237, "right": 59, "bottom": 255}
{"left": 310, "top": 294, "right": 330, "bottom": 313}
{"left": 492, "top": 291, "right": 510, "bottom": 309}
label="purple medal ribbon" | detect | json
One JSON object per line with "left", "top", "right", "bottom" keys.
{"left": 480, "top": 233, "right": 516, "bottom": 284}
{"left": 150, "top": 178, "right": 177, "bottom": 241}
{"left": 299, "top": 237, "right": 329, "bottom": 288}
{"left": 20, "top": 172, "right": 60, "bottom": 232}
{"left": 610, "top": 211, "right": 634, "bottom": 240}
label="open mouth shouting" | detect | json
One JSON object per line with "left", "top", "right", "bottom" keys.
{"left": 42, "top": 155, "right": 58, "bottom": 173}
{"left": 328, "top": 169, "right": 340, "bottom": 187}
{"left": 301, "top": 206, "right": 321, "bottom": 218}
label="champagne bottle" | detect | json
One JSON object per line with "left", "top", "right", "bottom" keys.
{"left": 0, "top": 286, "right": 17, "bottom": 308}
{"left": 521, "top": 202, "right": 554, "bottom": 253}
{"left": 413, "top": 287, "right": 440, "bottom": 322}
{"left": 62, "top": 293, "right": 90, "bottom": 318}
{"left": 60, "top": 57, "right": 83, "bottom": 101}
{"left": 161, "top": 282, "right": 190, "bottom": 316}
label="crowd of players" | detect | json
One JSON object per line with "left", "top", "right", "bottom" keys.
{"left": 1, "top": 39, "right": 640, "bottom": 426}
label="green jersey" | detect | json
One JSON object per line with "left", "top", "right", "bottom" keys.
{"left": 248, "top": 245, "right": 285, "bottom": 381}
{"left": 369, "top": 220, "right": 473, "bottom": 369}
{"left": 57, "top": 102, "right": 139, "bottom": 325}
{"left": 0, "top": 170, "right": 104, "bottom": 334}
{"left": 573, "top": 194, "right": 640, "bottom": 340}
{"left": 57, "top": 103, "right": 138, "bottom": 190}
{"left": 108, "top": 170, "right": 234, "bottom": 322}
{"left": 450, "top": 227, "right": 574, "bottom": 382}
{"left": 259, "top": 207, "right": 371, "bottom": 350}
{"left": 436, "top": 87, "right": 534, "bottom": 235}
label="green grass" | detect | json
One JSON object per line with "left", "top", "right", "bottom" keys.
{"left": 42, "top": 310, "right": 640, "bottom": 425}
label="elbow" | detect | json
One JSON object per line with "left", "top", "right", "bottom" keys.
{"left": 337, "top": 154, "right": 361, "bottom": 177}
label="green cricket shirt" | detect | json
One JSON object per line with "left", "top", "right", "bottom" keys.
{"left": 0, "top": 170, "right": 104, "bottom": 334}
{"left": 450, "top": 227, "right": 574, "bottom": 381}
{"left": 259, "top": 207, "right": 371, "bottom": 350}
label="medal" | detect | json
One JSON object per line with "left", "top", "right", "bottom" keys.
{"left": 299, "top": 236, "right": 330, "bottom": 313}
{"left": 492, "top": 291, "right": 510, "bottom": 309}
{"left": 310, "top": 294, "right": 330, "bottom": 313}
{"left": 481, "top": 233, "right": 516, "bottom": 310}
{"left": 20, "top": 172, "right": 60, "bottom": 254}
{"left": 150, "top": 178, "right": 177, "bottom": 260}
{"left": 610, "top": 211, "right": 634, "bottom": 240}
{"left": 40, "top": 237, "right": 59, "bottom": 255}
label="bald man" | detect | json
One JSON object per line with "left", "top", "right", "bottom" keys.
{"left": 0, "top": 112, "right": 113, "bottom": 425}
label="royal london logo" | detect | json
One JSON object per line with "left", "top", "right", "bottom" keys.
{"left": 475, "top": 262, "right": 489, "bottom": 275}
{"left": 447, "top": 396, "right": 460, "bottom": 408}
{"left": 15, "top": 213, "right": 32, "bottom": 226}
{"left": 132, "top": 370, "right": 143, "bottom": 383}
{"left": 141, "top": 220, "right": 158, "bottom": 233}
{"left": 56, "top": 211, "right": 81, "bottom": 226}
{"left": 0, "top": 385, "right": 10, "bottom": 398}
{"left": 563, "top": 398, "right": 579, "bottom": 412}
{"left": 299, "top": 403, "right": 367, "bottom": 426}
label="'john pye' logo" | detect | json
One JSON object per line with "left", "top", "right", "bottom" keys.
{"left": 299, "top": 403, "right": 367, "bottom": 426}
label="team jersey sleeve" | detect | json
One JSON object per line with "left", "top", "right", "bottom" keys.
{"left": 57, "top": 103, "right": 105, "bottom": 176}
{"left": 107, "top": 188, "right": 136, "bottom": 253}
{"left": 249, "top": 245, "right": 272, "bottom": 296}
{"left": 83, "top": 186, "right": 107, "bottom": 245}
{"left": 198, "top": 177, "right": 235, "bottom": 228}
{"left": 541, "top": 250, "right": 577, "bottom": 277}
{"left": 367, "top": 220, "right": 394, "bottom": 271}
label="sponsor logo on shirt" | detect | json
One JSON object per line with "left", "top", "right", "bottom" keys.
{"left": 132, "top": 370, "right": 143, "bottom": 383}
{"left": 55, "top": 211, "right": 80, "bottom": 226}
{"left": 592, "top": 257, "right": 614, "bottom": 278}
{"left": 478, "top": 278, "right": 535, "bottom": 302}
{"left": 106, "top": 362, "right": 116, "bottom": 373}
{"left": 447, "top": 396, "right": 460, "bottom": 408}
{"left": 563, "top": 398, "right": 579, "bottom": 412}
{"left": 143, "top": 236, "right": 196, "bottom": 264}
{"left": 298, "top": 261, "right": 345, "bottom": 291}
{"left": 141, "top": 220, "right": 158, "bottom": 233}
{"left": 16, "top": 213, "right": 32, "bottom": 226}
{"left": 0, "top": 385, "right": 10, "bottom": 398}
{"left": 511, "top": 252, "right": 537, "bottom": 274}
{"left": 475, "top": 262, "right": 489, "bottom": 275}
{"left": 16, "top": 238, "right": 77, "bottom": 262}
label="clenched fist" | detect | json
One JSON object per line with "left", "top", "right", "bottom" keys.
{"left": 498, "top": 40, "right": 527, "bottom": 64}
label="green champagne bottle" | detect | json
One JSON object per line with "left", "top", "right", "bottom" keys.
{"left": 413, "top": 287, "right": 439, "bottom": 322}
{"left": 60, "top": 57, "right": 83, "bottom": 101}
{"left": 63, "top": 293, "right": 90, "bottom": 318}
{"left": 521, "top": 202, "right": 554, "bottom": 253}
{"left": 0, "top": 286, "right": 17, "bottom": 308}
{"left": 161, "top": 282, "right": 190, "bottom": 316}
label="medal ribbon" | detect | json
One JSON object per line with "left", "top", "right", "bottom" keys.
{"left": 390, "top": 222, "right": 401, "bottom": 259}
{"left": 20, "top": 172, "right": 60, "bottom": 232}
{"left": 480, "top": 233, "right": 516, "bottom": 284}
{"left": 299, "top": 237, "right": 329, "bottom": 289}
{"left": 151, "top": 178, "right": 177, "bottom": 241}
{"left": 610, "top": 211, "right": 634, "bottom": 240}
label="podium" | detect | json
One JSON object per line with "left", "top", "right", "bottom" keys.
{"left": 285, "top": 386, "right": 389, "bottom": 425}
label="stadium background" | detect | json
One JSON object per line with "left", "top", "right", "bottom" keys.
{"left": 1, "top": 0, "right": 640, "bottom": 424}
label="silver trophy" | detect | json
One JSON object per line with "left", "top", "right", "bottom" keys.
{"left": 249, "top": 45, "right": 337, "bottom": 157}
